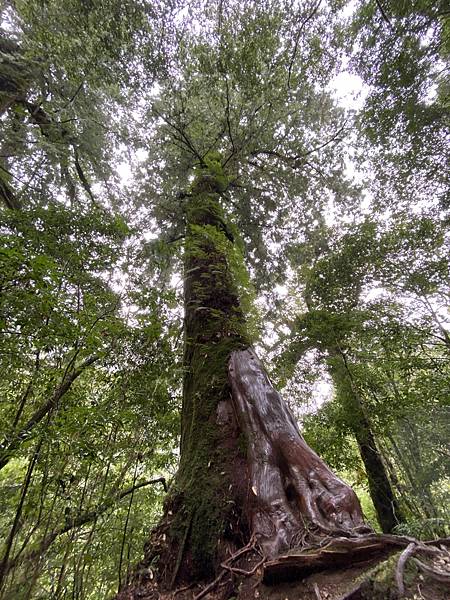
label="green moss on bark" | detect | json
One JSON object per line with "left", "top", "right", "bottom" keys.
{"left": 168, "top": 171, "right": 254, "bottom": 578}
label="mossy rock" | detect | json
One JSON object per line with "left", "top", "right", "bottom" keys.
{"left": 342, "top": 552, "right": 417, "bottom": 599}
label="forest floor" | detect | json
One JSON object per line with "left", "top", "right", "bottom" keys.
{"left": 117, "top": 537, "right": 450, "bottom": 600}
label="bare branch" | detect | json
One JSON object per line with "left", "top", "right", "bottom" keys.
{"left": 250, "top": 123, "right": 347, "bottom": 169}
{"left": 375, "top": 0, "right": 392, "bottom": 26}
{"left": 224, "top": 79, "right": 235, "bottom": 153}
{"left": 153, "top": 106, "right": 203, "bottom": 163}
{"left": 73, "top": 145, "right": 97, "bottom": 204}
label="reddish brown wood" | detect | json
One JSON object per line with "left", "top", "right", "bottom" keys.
{"left": 229, "top": 348, "right": 371, "bottom": 559}
{"left": 262, "top": 535, "right": 400, "bottom": 583}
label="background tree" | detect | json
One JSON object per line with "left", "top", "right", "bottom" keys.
{"left": 348, "top": 0, "right": 449, "bottom": 209}
{"left": 1, "top": 2, "right": 182, "bottom": 597}
{"left": 275, "top": 214, "right": 449, "bottom": 536}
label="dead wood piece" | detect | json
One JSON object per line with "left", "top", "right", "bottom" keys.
{"left": 396, "top": 542, "right": 416, "bottom": 597}
{"left": 413, "top": 558, "right": 450, "bottom": 584}
{"left": 313, "top": 582, "right": 322, "bottom": 599}
{"left": 263, "top": 534, "right": 398, "bottom": 584}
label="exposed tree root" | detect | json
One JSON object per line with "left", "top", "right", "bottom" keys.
{"left": 393, "top": 539, "right": 450, "bottom": 597}
{"left": 229, "top": 348, "right": 370, "bottom": 559}
{"left": 117, "top": 338, "right": 450, "bottom": 600}
{"left": 221, "top": 556, "right": 266, "bottom": 577}
{"left": 263, "top": 533, "right": 450, "bottom": 586}
{"left": 116, "top": 532, "right": 450, "bottom": 600}
{"left": 192, "top": 537, "right": 258, "bottom": 600}
{"left": 264, "top": 534, "right": 393, "bottom": 583}
{"left": 396, "top": 543, "right": 416, "bottom": 596}
{"left": 413, "top": 557, "right": 450, "bottom": 583}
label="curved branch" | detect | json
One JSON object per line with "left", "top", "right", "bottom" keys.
{"left": 0, "top": 355, "right": 99, "bottom": 471}
{"left": 395, "top": 542, "right": 416, "bottom": 596}
{"left": 5, "top": 477, "right": 167, "bottom": 576}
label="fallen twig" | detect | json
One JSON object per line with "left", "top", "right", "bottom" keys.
{"left": 396, "top": 542, "right": 416, "bottom": 596}
{"left": 193, "top": 571, "right": 226, "bottom": 600}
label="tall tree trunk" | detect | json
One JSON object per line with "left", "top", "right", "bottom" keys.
{"left": 329, "top": 350, "right": 405, "bottom": 533}
{"left": 141, "top": 176, "right": 368, "bottom": 588}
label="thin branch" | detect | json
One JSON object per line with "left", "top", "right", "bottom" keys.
{"left": 302, "top": 123, "right": 347, "bottom": 157}
{"left": 0, "top": 355, "right": 99, "bottom": 471}
{"left": 287, "top": 0, "right": 322, "bottom": 89}
{"left": 153, "top": 106, "right": 203, "bottom": 163}
{"left": 193, "top": 570, "right": 225, "bottom": 600}
{"left": 375, "top": 0, "right": 392, "bottom": 26}
{"left": 73, "top": 146, "right": 96, "bottom": 204}
{"left": 118, "top": 461, "right": 139, "bottom": 591}
{"left": 250, "top": 124, "right": 346, "bottom": 169}
{"left": 67, "top": 82, "right": 84, "bottom": 106}
{"left": 224, "top": 79, "right": 235, "bottom": 153}
{"left": 5, "top": 477, "right": 167, "bottom": 577}
{"left": 0, "top": 437, "right": 43, "bottom": 591}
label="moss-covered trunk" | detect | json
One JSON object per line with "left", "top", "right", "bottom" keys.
{"left": 134, "top": 173, "right": 369, "bottom": 593}
{"left": 329, "top": 350, "right": 405, "bottom": 533}
{"left": 172, "top": 181, "right": 252, "bottom": 578}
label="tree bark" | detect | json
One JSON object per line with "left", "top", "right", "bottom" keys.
{"left": 229, "top": 348, "right": 369, "bottom": 558}
{"left": 329, "top": 350, "right": 405, "bottom": 533}
{"left": 137, "top": 177, "right": 369, "bottom": 589}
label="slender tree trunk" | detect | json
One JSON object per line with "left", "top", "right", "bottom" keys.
{"left": 329, "top": 350, "right": 405, "bottom": 533}
{"left": 353, "top": 421, "right": 403, "bottom": 532}
{"left": 139, "top": 176, "right": 368, "bottom": 589}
